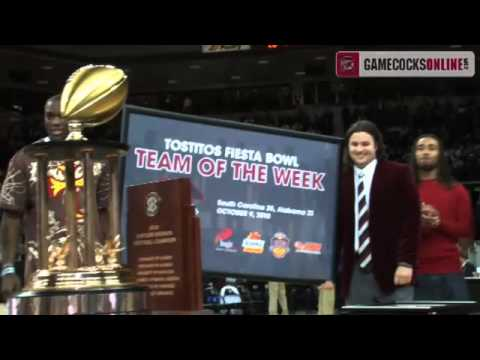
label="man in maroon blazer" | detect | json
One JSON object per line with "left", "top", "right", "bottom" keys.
{"left": 337, "top": 120, "right": 420, "bottom": 305}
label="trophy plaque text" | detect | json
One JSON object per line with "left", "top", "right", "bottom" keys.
{"left": 127, "top": 178, "right": 203, "bottom": 313}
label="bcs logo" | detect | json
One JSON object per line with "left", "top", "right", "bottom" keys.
{"left": 214, "top": 228, "right": 237, "bottom": 253}
{"left": 269, "top": 232, "right": 290, "bottom": 259}
{"left": 336, "top": 52, "right": 360, "bottom": 78}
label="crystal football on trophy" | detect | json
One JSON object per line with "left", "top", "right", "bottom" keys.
{"left": 8, "top": 65, "right": 149, "bottom": 314}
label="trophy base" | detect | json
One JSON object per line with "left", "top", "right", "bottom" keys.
{"left": 28, "top": 267, "right": 133, "bottom": 290}
{"left": 7, "top": 267, "right": 150, "bottom": 314}
{"left": 7, "top": 285, "right": 149, "bottom": 315}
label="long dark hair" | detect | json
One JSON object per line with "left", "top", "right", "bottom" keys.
{"left": 343, "top": 120, "right": 386, "bottom": 171}
{"left": 409, "top": 133, "right": 455, "bottom": 188}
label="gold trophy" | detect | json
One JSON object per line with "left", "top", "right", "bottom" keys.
{"left": 7, "top": 65, "right": 149, "bottom": 314}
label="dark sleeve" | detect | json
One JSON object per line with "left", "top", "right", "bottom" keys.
{"left": 397, "top": 166, "right": 421, "bottom": 266}
{"left": 475, "top": 198, "right": 480, "bottom": 241}
{"left": 0, "top": 151, "right": 28, "bottom": 212}
{"left": 333, "top": 177, "right": 346, "bottom": 283}
{"left": 438, "top": 185, "right": 474, "bottom": 240}
{"left": 465, "top": 263, "right": 476, "bottom": 277}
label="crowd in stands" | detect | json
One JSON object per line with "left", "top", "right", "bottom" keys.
{"left": 2, "top": 89, "right": 480, "bottom": 184}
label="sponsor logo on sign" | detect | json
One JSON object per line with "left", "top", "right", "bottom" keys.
{"left": 269, "top": 232, "right": 290, "bottom": 259}
{"left": 242, "top": 232, "right": 265, "bottom": 254}
{"left": 214, "top": 228, "right": 237, "bottom": 253}
{"left": 294, "top": 241, "right": 322, "bottom": 255}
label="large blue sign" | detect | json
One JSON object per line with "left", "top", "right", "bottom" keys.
{"left": 121, "top": 106, "right": 342, "bottom": 283}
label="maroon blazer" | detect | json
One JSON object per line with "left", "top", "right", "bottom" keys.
{"left": 338, "top": 160, "right": 420, "bottom": 298}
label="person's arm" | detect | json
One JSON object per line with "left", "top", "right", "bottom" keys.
{"left": 436, "top": 186, "right": 473, "bottom": 240}
{"left": 420, "top": 203, "right": 436, "bottom": 235}
{"left": 332, "top": 177, "right": 347, "bottom": 289}
{"left": 1, "top": 211, "right": 20, "bottom": 265}
{"left": 397, "top": 167, "right": 421, "bottom": 267}
{"left": 0, "top": 211, "right": 22, "bottom": 298}
{"left": 0, "top": 150, "right": 28, "bottom": 298}
{"left": 395, "top": 167, "right": 421, "bottom": 285}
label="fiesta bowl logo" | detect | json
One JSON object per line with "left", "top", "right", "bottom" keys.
{"left": 294, "top": 242, "right": 322, "bottom": 255}
{"left": 242, "top": 232, "right": 265, "bottom": 254}
{"left": 145, "top": 192, "right": 162, "bottom": 217}
{"left": 214, "top": 228, "right": 237, "bottom": 253}
{"left": 269, "top": 232, "right": 290, "bottom": 259}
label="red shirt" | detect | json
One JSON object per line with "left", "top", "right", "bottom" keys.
{"left": 416, "top": 179, "right": 473, "bottom": 275}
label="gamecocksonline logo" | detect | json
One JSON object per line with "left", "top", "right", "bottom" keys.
{"left": 336, "top": 51, "right": 475, "bottom": 78}
{"left": 336, "top": 52, "right": 360, "bottom": 78}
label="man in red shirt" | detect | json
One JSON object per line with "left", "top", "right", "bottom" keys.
{"left": 411, "top": 134, "right": 473, "bottom": 300}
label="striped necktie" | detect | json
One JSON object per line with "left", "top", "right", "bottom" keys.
{"left": 357, "top": 172, "right": 372, "bottom": 271}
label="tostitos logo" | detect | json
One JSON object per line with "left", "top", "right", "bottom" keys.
{"left": 242, "top": 232, "right": 265, "bottom": 254}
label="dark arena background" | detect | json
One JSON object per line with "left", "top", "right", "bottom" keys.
{"left": 1, "top": 45, "right": 480, "bottom": 315}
